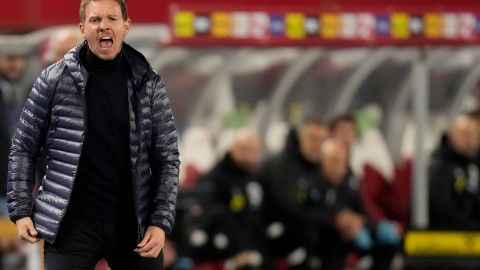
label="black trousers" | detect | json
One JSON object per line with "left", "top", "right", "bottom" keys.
{"left": 44, "top": 214, "right": 164, "bottom": 270}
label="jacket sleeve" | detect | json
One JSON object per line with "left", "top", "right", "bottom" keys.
{"left": 149, "top": 75, "right": 180, "bottom": 234}
{"left": 7, "top": 67, "right": 55, "bottom": 223}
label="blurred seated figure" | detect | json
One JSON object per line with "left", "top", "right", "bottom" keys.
{"left": 329, "top": 114, "right": 359, "bottom": 189}
{"left": 258, "top": 118, "right": 329, "bottom": 269}
{"left": 330, "top": 113, "right": 407, "bottom": 246}
{"left": 313, "top": 139, "right": 397, "bottom": 270}
{"left": 0, "top": 51, "right": 28, "bottom": 198}
{"left": 360, "top": 162, "right": 410, "bottom": 235}
{"left": 43, "top": 26, "right": 83, "bottom": 66}
{"left": 330, "top": 114, "right": 358, "bottom": 154}
{"left": 466, "top": 109, "right": 480, "bottom": 172}
{"left": 0, "top": 89, "right": 8, "bottom": 201}
{"left": 0, "top": 46, "right": 31, "bottom": 208}
{"left": 429, "top": 114, "right": 480, "bottom": 230}
{"left": 0, "top": 51, "right": 30, "bottom": 270}
{"left": 197, "top": 129, "right": 272, "bottom": 270}
{"left": 182, "top": 130, "right": 270, "bottom": 269}
{"left": 0, "top": 52, "right": 28, "bottom": 133}
{"left": 169, "top": 183, "right": 217, "bottom": 270}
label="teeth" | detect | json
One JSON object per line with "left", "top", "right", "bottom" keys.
{"left": 100, "top": 37, "right": 113, "bottom": 41}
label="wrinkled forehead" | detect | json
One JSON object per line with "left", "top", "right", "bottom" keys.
{"left": 84, "top": 0, "right": 123, "bottom": 18}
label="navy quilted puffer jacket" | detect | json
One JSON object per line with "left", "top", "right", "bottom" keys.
{"left": 7, "top": 42, "right": 180, "bottom": 244}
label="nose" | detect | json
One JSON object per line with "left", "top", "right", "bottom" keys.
{"left": 99, "top": 20, "right": 111, "bottom": 31}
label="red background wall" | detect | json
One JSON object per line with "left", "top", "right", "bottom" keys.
{"left": 1, "top": 0, "right": 479, "bottom": 33}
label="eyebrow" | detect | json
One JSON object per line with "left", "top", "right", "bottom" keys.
{"left": 89, "top": 15, "right": 101, "bottom": 21}
{"left": 88, "top": 14, "right": 119, "bottom": 20}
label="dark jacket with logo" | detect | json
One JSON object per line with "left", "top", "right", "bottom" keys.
{"left": 259, "top": 129, "right": 327, "bottom": 228}
{"left": 206, "top": 154, "right": 263, "bottom": 215}
{"left": 429, "top": 135, "right": 480, "bottom": 230}
{"left": 180, "top": 154, "right": 266, "bottom": 261}
{"left": 7, "top": 42, "right": 180, "bottom": 243}
{"left": 314, "top": 172, "right": 369, "bottom": 236}
{"left": 204, "top": 154, "right": 265, "bottom": 247}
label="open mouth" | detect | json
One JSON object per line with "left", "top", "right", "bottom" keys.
{"left": 99, "top": 36, "right": 113, "bottom": 49}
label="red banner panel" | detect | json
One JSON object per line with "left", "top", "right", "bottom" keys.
{"left": 38, "top": 0, "right": 79, "bottom": 26}
{"left": 1, "top": 0, "right": 480, "bottom": 47}
{"left": 0, "top": 1, "right": 29, "bottom": 31}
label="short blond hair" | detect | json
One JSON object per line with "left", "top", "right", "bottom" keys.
{"left": 79, "top": 0, "right": 128, "bottom": 23}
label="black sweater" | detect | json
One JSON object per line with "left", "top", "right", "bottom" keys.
{"left": 68, "top": 46, "right": 133, "bottom": 223}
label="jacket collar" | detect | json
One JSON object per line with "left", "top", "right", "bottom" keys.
{"left": 219, "top": 153, "right": 250, "bottom": 177}
{"left": 64, "top": 41, "right": 154, "bottom": 92}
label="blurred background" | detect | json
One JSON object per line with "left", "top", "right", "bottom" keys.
{"left": 2, "top": 0, "right": 480, "bottom": 269}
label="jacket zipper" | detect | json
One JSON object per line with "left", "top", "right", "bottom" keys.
{"left": 130, "top": 79, "right": 145, "bottom": 242}
{"left": 134, "top": 72, "right": 151, "bottom": 242}
{"left": 136, "top": 164, "right": 143, "bottom": 242}
{"left": 135, "top": 155, "right": 143, "bottom": 242}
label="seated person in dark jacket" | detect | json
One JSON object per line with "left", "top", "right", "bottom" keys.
{"left": 465, "top": 109, "right": 480, "bottom": 208}
{"left": 314, "top": 139, "right": 396, "bottom": 270}
{"left": 198, "top": 129, "right": 271, "bottom": 269}
{"left": 429, "top": 114, "right": 480, "bottom": 230}
{"left": 258, "top": 118, "right": 329, "bottom": 269}
{"left": 0, "top": 93, "right": 8, "bottom": 201}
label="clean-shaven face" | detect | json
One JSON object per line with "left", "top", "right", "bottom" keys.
{"left": 80, "top": 0, "right": 131, "bottom": 60}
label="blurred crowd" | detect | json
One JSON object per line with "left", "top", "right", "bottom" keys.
{"left": 1, "top": 28, "right": 480, "bottom": 270}
{"left": 170, "top": 114, "right": 409, "bottom": 270}
{"left": 169, "top": 109, "right": 480, "bottom": 270}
